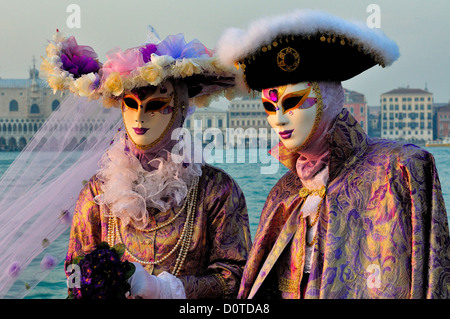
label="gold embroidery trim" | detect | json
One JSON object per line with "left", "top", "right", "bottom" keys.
{"left": 278, "top": 219, "right": 306, "bottom": 297}
{"left": 213, "top": 273, "right": 230, "bottom": 298}
{"left": 278, "top": 277, "right": 299, "bottom": 293}
{"left": 239, "top": 33, "right": 386, "bottom": 69}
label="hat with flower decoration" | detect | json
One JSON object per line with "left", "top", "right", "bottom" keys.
{"left": 216, "top": 9, "right": 400, "bottom": 92}
{"left": 40, "top": 27, "right": 237, "bottom": 108}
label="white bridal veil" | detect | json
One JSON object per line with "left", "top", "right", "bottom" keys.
{"left": 0, "top": 95, "right": 123, "bottom": 298}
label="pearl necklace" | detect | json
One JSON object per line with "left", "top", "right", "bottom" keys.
{"left": 107, "top": 175, "right": 199, "bottom": 276}
{"left": 132, "top": 191, "right": 190, "bottom": 233}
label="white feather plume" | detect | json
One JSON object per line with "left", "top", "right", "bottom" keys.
{"left": 216, "top": 9, "right": 400, "bottom": 68}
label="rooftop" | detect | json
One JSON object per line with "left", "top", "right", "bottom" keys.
{"left": 344, "top": 88, "right": 365, "bottom": 103}
{"left": 382, "top": 87, "right": 432, "bottom": 95}
{"left": 436, "top": 104, "right": 450, "bottom": 112}
{"left": 0, "top": 78, "right": 47, "bottom": 89}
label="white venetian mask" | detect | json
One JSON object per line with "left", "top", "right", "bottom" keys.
{"left": 262, "top": 81, "right": 321, "bottom": 151}
{"left": 121, "top": 81, "right": 175, "bottom": 148}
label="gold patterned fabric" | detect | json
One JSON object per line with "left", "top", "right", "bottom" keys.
{"left": 65, "top": 164, "right": 252, "bottom": 298}
{"left": 238, "top": 108, "right": 450, "bottom": 299}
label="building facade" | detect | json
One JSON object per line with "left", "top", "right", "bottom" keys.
{"left": 367, "top": 105, "right": 381, "bottom": 138}
{"left": 343, "top": 88, "right": 368, "bottom": 133}
{"left": 227, "top": 95, "right": 273, "bottom": 147}
{"left": 228, "top": 95, "right": 269, "bottom": 130}
{"left": 436, "top": 104, "right": 450, "bottom": 139}
{"left": 380, "top": 87, "right": 433, "bottom": 144}
{"left": 0, "top": 64, "right": 67, "bottom": 151}
{"left": 185, "top": 106, "right": 228, "bottom": 145}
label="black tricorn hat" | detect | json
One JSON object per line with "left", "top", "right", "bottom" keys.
{"left": 217, "top": 10, "right": 400, "bottom": 91}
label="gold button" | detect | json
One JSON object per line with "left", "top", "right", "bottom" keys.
{"left": 299, "top": 187, "right": 310, "bottom": 198}
{"left": 319, "top": 186, "right": 326, "bottom": 198}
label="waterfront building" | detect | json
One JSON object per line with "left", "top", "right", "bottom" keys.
{"left": 0, "top": 62, "right": 68, "bottom": 151}
{"left": 343, "top": 88, "right": 368, "bottom": 133}
{"left": 0, "top": 61, "right": 117, "bottom": 152}
{"left": 227, "top": 95, "right": 272, "bottom": 147}
{"left": 380, "top": 87, "right": 433, "bottom": 144}
{"left": 228, "top": 95, "right": 269, "bottom": 130}
{"left": 368, "top": 105, "right": 381, "bottom": 138}
{"left": 436, "top": 104, "right": 450, "bottom": 138}
{"left": 184, "top": 106, "right": 228, "bottom": 144}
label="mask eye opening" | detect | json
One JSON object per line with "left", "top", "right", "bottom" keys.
{"left": 144, "top": 97, "right": 172, "bottom": 113}
{"left": 282, "top": 96, "right": 304, "bottom": 112}
{"left": 280, "top": 86, "right": 313, "bottom": 113}
{"left": 122, "top": 95, "right": 141, "bottom": 111}
{"left": 262, "top": 99, "right": 277, "bottom": 115}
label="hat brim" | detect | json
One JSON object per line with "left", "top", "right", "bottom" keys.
{"left": 183, "top": 74, "right": 235, "bottom": 98}
{"left": 241, "top": 33, "right": 379, "bottom": 91}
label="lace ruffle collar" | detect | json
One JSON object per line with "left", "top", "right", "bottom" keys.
{"left": 94, "top": 133, "right": 202, "bottom": 228}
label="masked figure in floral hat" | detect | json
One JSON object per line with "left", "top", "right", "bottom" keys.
{"left": 39, "top": 29, "right": 251, "bottom": 299}
{"left": 217, "top": 10, "right": 449, "bottom": 299}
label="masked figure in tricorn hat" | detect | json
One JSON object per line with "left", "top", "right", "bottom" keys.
{"left": 217, "top": 10, "right": 449, "bottom": 299}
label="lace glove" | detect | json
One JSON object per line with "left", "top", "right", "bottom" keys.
{"left": 128, "top": 262, "right": 186, "bottom": 299}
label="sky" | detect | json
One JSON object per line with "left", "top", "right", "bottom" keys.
{"left": 0, "top": 0, "right": 448, "bottom": 106}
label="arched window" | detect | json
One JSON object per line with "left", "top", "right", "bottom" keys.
{"left": 19, "top": 137, "right": 27, "bottom": 149}
{"left": 52, "top": 100, "right": 60, "bottom": 111}
{"left": 30, "top": 104, "right": 40, "bottom": 114}
{"left": 9, "top": 100, "right": 19, "bottom": 112}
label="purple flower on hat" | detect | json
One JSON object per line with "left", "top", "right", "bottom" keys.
{"left": 61, "top": 54, "right": 100, "bottom": 78}
{"left": 61, "top": 36, "right": 98, "bottom": 60}
{"left": 40, "top": 254, "right": 57, "bottom": 271}
{"left": 140, "top": 43, "right": 158, "bottom": 63}
{"left": 156, "top": 33, "right": 211, "bottom": 59}
{"left": 7, "top": 261, "right": 21, "bottom": 278}
{"left": 60, "top": 36, "right": 100, "bottom": 78}
{"left": 89, "top": 73, "right": 101, "bottom": 91}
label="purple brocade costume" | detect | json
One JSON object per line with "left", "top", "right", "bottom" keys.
{"left": 239, "top": 108, "right": 450, "bottom": 299}
{"left": 66, "top": 164, "right": 252, "bottom": 298}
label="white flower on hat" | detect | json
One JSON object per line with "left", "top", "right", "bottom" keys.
{"left": 150, "top": 53, "right": 175, "bottom": 68}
